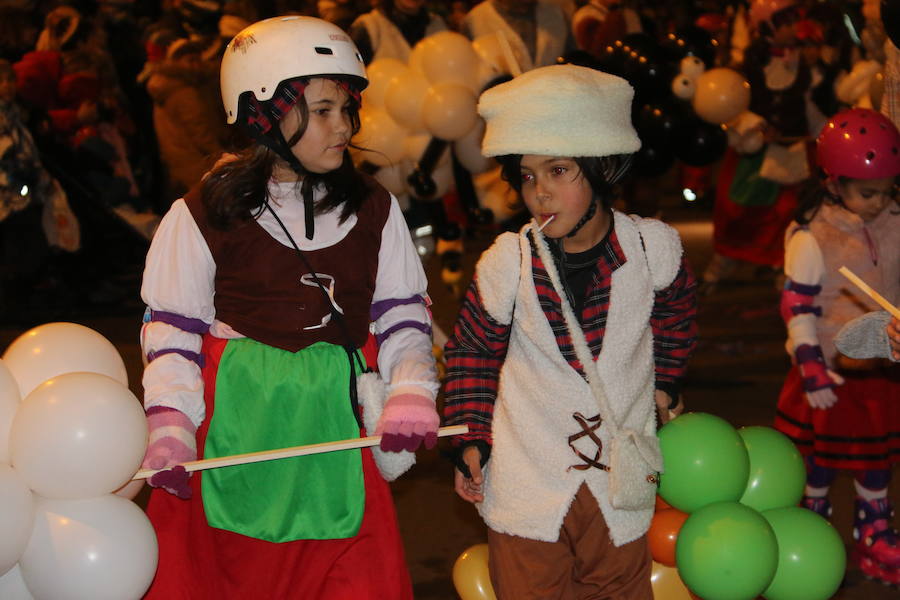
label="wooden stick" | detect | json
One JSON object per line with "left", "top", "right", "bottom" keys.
{"left": 839, "top": 266, "right": 900, "bottom": 320}
{"left": 133, "top": 425, "right": 469, "bottom": 480}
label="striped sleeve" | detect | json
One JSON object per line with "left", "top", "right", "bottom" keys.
{"left": 650, "top": 258, "right": 698, "bottom": 398}
{"left": 443, "top": 276, "right": 512, "bottom": 447}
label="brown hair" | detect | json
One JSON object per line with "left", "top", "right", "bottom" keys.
{"left": 200, "top": 77, "right": 368, "bottom": 230}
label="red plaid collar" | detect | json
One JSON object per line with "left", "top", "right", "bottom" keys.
{"left": 245, "top": 77, "right": 361, "bottom": 135}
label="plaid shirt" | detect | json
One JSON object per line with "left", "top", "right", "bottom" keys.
{"left": 444, "top": 228, "right": 698, "bottom": 447}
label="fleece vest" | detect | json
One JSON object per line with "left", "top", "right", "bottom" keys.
{"left": 806, "top": 202, "right": 900, "bottom": 366}
{"left": 474, "top": 212, "right": 683, "bottom": 546}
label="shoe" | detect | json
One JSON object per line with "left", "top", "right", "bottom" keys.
{"left": 853, "top": 497, "right": 900, "bottom": 586}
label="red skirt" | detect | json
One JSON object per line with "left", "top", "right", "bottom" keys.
{"left": 712, "top": 149, "right": 800, "bottom": 268}
{"left": 144, "top": 336, "right": 413, "bottom": 600}
{"left": 775, "top": 365, "right": 900, "bottom": 471}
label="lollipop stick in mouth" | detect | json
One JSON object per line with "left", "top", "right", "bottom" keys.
{"left": 538, "top": 215, "right": 555, "bottom": 232}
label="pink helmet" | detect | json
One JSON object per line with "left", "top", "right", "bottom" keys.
{"left": 749, "top": 0, "right": 798, "bottom": 28}
{"left": 816, "top": 108, "right": 900, "bottom": 180}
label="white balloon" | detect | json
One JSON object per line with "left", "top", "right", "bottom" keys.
{"left": 113, "top": 479, "right": 146, "bottom": 502}
{"left": 0, "top": 565, "right": 34, "bottom": 600}
{"left": 373, "top": 163, "right": 411, "bottom": 198}
{"left": 405, "top": 134, "right": 451, "bottom": 167}
{"left": 20, "top": 495, "right": 157, "bottom": 600}
{"left": 10, "top": 372, "right": 148, "bottom": 499}
{"left": 680, "top": 56, "right": 705, "bottom": 79}
{"left": 2, "top": 323, "right": 127, "bottom": 399}
{"left": 474, "top": 167, "right": 520, "bottom": 222}
{"left": 417, "top": 31, "right": 481, "bottom": 89}
{"left": 671, "top": 74, "right": 696, "bottom": 100}
{"left": 453, "top": 118, "right": 494, "bottom": 175}
{"left": 362, "top": 58, "right": 408, "bottom": 110}
{"left": 384, "top": 70, "right": 430, "bottom": 132}
{"left": 0, "top": 360, "right": 22, "bottom": 464}
{"left": 354, "top": 108, "right": 408, "bottom": 167}
{"left": 423, "top": 83, "right": 479, "bottom": 141}
{"left": 432, "top": 160, "right": 454, "bottom": 199}
{"left": 0, "top": 465, "right": 34, "bottom": 576}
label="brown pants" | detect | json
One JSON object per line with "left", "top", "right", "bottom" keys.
{"left": 487, "top": 484, "right": 652, "bottom": 600}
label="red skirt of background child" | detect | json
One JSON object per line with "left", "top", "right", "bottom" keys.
{"left": 775, "top": 365, "right": 900, "bottom": 471}
{"left": 143, "top": 335, "right": 413, "bottom": 600}
{"left": 712, "top": 149, "right": 800, "bottom": 268}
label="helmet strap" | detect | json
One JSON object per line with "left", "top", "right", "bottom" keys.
{"left": 566, "top": 197, "right": 598, "bottom": 239}
{"left": 244, "top": 104, "right": 316, "bottom": 240}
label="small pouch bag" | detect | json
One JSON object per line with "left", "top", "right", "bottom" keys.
{"left": 606, "top": 429, "right": 663, "bottom": 511}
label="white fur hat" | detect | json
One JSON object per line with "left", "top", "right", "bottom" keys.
{"left": 478, "top": 64, "right": 642, "bottom": 158}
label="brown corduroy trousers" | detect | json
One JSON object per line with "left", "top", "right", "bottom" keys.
{"left": 487, "top": 484, "right": 653, "bottom": 600}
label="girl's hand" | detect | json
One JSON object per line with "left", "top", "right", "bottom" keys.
{"left": 805, "top": 370, "right": 844, "bottom": 410}
{"left": 889, "top": 317, "right": 900, "bottom": 361}
{"left": 454, "top": 446, "right": 484, "bottom": 504}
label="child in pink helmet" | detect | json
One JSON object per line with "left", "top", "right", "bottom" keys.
{"left": 774, "top": 107, "right": 900, "bottom": 585}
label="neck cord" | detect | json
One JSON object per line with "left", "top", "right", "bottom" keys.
{"left": 263, "top": 198, "right": 366, "bottom": 427}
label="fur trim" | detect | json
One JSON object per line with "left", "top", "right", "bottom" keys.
{"left": 474, "top": 231, "right": 522, "bottom": 325}
{"left": 630, "top": 216, "right": 683, "bottom": 291}
{"left": 357, "top": 372, "right": 415, "bottom": 481}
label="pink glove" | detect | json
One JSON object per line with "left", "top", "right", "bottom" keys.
{"left": 142, "top": 406, "right": 197, "bottom": 499}
{"left": 375, "top": 393, "right": 440, "bottom": 452}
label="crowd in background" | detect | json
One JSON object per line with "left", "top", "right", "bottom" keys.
{"left": 0, "top": 0, "right": 895, "bottom": 321}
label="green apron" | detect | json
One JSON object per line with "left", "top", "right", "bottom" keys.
{"left": 201, "top": 339, "right": 365, "bottom": 542}
{"left": 729, "top": 151, "right": 780, "bottom": 207}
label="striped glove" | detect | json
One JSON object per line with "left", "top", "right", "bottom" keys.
{"left": 142, "top": 406, "right": 197, "bottom": 499}
{"left": 375, "top": 392, "right": 439, "bottom": 452}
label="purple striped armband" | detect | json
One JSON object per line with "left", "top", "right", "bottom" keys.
{"left": 780, "top": 280, "right": 822, "bottom": 323}
{"left": 371, "top": 295, "right": 433, "bottom": 346}
{"left": 143, "top": 308, "right": 210, "bottom": 368}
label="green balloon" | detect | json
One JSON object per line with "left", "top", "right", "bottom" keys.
{"left": 762, "top": 507, "right": 846, "bottom": 600}
{"left": 738, "top": 427, "right": 805, "bottom": 512}
{"left": 658, "top": 412, "right": 750, "bottom": 512}
{"left": 676, "top": 502, "right": 778, "bottom": 600}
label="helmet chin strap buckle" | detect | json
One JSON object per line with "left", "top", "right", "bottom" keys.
{"left": 565, "top": 198, "right": 598, "bottom": 239}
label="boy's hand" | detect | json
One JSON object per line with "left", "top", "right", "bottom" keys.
{"left": 655, "top": 390, "right": 683, "bottom": 424}
{"left": 454, "top": 446, "right": 484, "bottom": 504}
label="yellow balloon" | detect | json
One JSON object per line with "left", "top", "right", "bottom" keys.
{"left": 417, "top": 31, "right": 481, "bottom": 89}
{"left": 651, "top": 562, "right": 695, "bottom": 600}
{"left": 354, "top": 109, "right": 407, "bottom": 167}
{"left": 454, "top": 118, "right": 495, "bottom": 175}
{"left": 423, "top": 82, "right": 478, "bottom": 141}
{"left": 363, "top": 58, "right": 408, "bottom": 110}
{"left": 692, "top": 68, "right": 751, "bottom": 125}
{"left": 385, "top": 70, "right": 430, "bottom": 131}
{"left": 452, "top": 544, "right": 497, "bottom": 600}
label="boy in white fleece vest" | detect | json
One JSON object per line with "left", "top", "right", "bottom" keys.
{"left": 443, "top": 64, "right": 698, "bottom": 599}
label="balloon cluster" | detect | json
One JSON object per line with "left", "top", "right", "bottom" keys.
{"left": 0, "top": 322, "right": 155, "bottom": 600}
{"left": 653, "top": 413, "right": 845, "bottom": 600}
{"left": 354, "top": 31, "right": 500, "bottom": 203}
{"left": 593, "top": 29, "right": 747, "bottom": 176}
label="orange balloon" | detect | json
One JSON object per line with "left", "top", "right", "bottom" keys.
{"left": 655, "top": 495, "right": 672, "bottom": 511}
{"left": 648, "top": 508, "right": 689, "bottom": 567}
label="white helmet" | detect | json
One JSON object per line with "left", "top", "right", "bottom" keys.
{"left": 220, "top": 16, "right": 368, "bottom": 125}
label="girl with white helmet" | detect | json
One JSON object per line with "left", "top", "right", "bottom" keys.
{"left": 138, "top": 16, "right": 438, "bottom": 598}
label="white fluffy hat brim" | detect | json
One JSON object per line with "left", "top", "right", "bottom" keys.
{"left": 477, "top": 64, "right": 642, "bottom": 158}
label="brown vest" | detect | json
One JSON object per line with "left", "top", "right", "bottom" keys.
{"left": 185, "top": 177, "right": 391, "bottom": 352}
